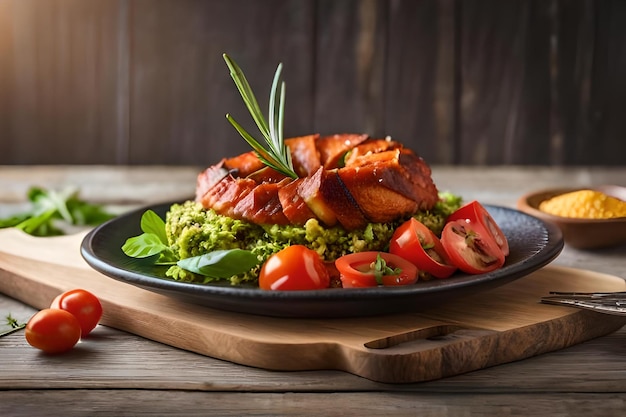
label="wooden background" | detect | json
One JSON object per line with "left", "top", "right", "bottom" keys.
{"left": 0, "top": 0, "right": 624, "bottom": 167}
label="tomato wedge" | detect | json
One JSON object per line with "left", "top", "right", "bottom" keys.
{"left": 440, "top": 219, "right": 505, "bottom": 274}
{"left": 259, "top": 245, "right": 330, "bottom": 290}
{"left": 447, "top": 200, "right": 509, "bottom": 256}
{"left": 335, "top": 252, "right": 418, "bottom": 288}
{"left": 389, "top": 218, "right": 457, "bottom": 279}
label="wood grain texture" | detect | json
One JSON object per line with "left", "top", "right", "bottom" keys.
{"left": 458, "top": 0, "right": 550, "bottom": 165}
{"left": 128, "top": 0, "right": 315, "bottom": 165}
{"left": 2, "top": 390, "right": 626, "bottom": 417}
{"left": 0, "top": 0, "right": 127, "bottom": 164}
{"left": 313, "top": 0, "right": 387, "bottom": 136}
{"left": 385, "top": 0, "right": 456, "bottom": 163}
{"left": 580, "top": 0, "right": 626, "bottom": 165}
{"left": 1, "top": 228, "right": 625, "bottom": 383}
{"left": 0, "top": 166, "right": 625, "bottom": 415}
{"left": 1, "top": 0, "right": 624, "bottom": 166}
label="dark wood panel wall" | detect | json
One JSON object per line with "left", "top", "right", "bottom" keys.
{"left": 1, "top": 0, "right": 624, "bottom": 166}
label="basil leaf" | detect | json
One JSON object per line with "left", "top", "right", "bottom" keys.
{"left": 177, "top": 249, "right": 260, "bottom": 278}
{"left": 140, "top": 210, "right": 168, "bottom": 245}
{"left": 122, "top": 233, "right": 168, "bottom": 258}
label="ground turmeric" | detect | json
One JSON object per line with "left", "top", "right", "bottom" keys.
{"left": 539, "top": 189, "right": 626, "bottom": 219}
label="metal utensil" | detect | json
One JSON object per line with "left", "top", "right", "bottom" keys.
{"left": 541, "top": 291, "right": 626, "bottom": 316}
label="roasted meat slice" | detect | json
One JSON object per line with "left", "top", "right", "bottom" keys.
{"left": 319, "top": 170, "right": 369, "bottom": 230}
{"left": 195, "top": 160, "right": 229, "bottom": 202}
{"left": 233, "top": 178, "right": 290, "bottom": 225}
{"left": 224, "top": 151, "right": 264, "bottom": 177}
{"left": 337, "top": 148, "right": 438, "bottom": 223}
{"left": 296, "top": 167, "right": 338, "bottom": 226}
{"left": 316, "top": 133, "right": 369, "bottom": 169}
{"left": 245, "top": 166, "right": 288, "bottom": 183}
{"left": 196, "top": 133, "right": 439, "bottom": 229}
{"left": 343, "top": 138, "right": 403, "bottom": 167}
{"left": 199, "top": 175, "right": 257, "bottom": 219}
{"left": 277, "top": 178, "right": 317, "bottom": 225}
{"left": 395, "top": 149, "right": 440, "bottom": 211}
{"left": 294, "top": 167, "right": 369, "bottom": 229}
{"left": 338, "top": 168, "right": 419, "bottom": 223}
{"left": 285, "top": 134, "right": 321, "bottom": 177}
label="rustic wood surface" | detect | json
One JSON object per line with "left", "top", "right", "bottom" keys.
{"left": 3, "top": 226, "right": 626, "bottom": 384}
{"left": 1, "top": 165, "right": 626, "bottom": 416}
{"left": 1, "top": 0, "right": 625, "bottom": 166}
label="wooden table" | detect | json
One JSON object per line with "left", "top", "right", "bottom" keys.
{"left": 1, "top": 165, "right": 625, "bottom": 416}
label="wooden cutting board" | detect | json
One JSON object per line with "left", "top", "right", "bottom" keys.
{"left": 1, "top": 228, "right": 625, "bottom": 384}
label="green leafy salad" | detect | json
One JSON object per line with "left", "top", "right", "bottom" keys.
{"left": 0, "top": 187, "right": 115, "bottom": 236}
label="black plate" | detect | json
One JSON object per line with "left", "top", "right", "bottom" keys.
{"left": 81, "top": 202, "right": 564, "bottom": 318}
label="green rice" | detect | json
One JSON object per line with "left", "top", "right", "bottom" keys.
{"left": 164, "top": 193, "right": 461, "bottom": 285}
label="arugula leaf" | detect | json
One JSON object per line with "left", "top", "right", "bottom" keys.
{"left": 0, "top": 186, "right": 115, "bottom": 236}
{"left": 0, "top": 213, "right": 30, "bottom": 228}
{"left": 177, "top": 249, "right": 260, "bottom": 279}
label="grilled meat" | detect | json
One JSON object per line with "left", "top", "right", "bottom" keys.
{"left": 196, "top": 134, "right": 439, "bottom": 230}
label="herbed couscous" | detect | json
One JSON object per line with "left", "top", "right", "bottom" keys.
{"left": 163, "top": 193, "right": 462, "bottom": 285}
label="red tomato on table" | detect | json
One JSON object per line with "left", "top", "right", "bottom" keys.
{"left": 389, "top": 218, "right": 457, "bottom": 279}
{"left": 25, "top": 308, "right": 81, "bottom": 354}
{"left": 440, "top": 219, "right": 505, "bottom": 274}
{"left": 335, "top": 252, "right": 418, "bottom": 288}
{"left": 447, "top": 200, "right": 509, "bottom": 256}
{"left": 259, "top": 245, "right": 330, "bottom": 290}
{"left": 51, "top": 289, "right": 103, "bottom": 336}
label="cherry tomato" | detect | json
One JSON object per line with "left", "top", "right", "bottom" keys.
{"left": 259, "top": 245, "right": 330, "bottom": 290}
{"left": 25, "top": 308, "right": 81, "bottom": 354}
{"left": 389, "top": 218, "right": 457, "bottom": 279}
{"left": 447, "top": 200, "right": 509, "bottom": 256}
{"left": 335, "top": 252, "right": 418, "bottom": 288}
{"left": 51, "top": 289, "right": 103, "bottom": 336}
{"left": 440, "top": 219, "right": 505, "bottom": 274}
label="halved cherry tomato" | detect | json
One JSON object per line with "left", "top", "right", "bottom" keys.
{"left": 447, "top": 200, "right": 509, "bottom": 256}
{"left": 25, "top": 308, "right": 82, "bottom": 354}
{"left": 50, "top": 289, "right": 103, "bottom": 336}
{"left": 389, "top": 218, "right": 457, "bottom": 279}
{"left": 440, "top": 219, "right": 505, "bottom": 274}
{"left": 335, "top": 252, "right": 418, "bottom": 288}
{"left": 259, "top": 245, "right": 330, "bottom": 290}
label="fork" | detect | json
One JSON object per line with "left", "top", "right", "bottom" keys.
{"left": 541, "top": 291, "right": 626, "bottom": 316}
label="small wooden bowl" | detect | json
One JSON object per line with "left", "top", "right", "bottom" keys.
{"left": 517, "top": 185, "right": 626, "bottom": 250}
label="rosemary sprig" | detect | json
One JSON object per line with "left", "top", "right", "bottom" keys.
{"left": 223, "top": 53, "right": 297, "bottom": 179}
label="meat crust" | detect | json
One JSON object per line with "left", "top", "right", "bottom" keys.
{"left": 195, "top": 134, "right": 439, "bottom": 229}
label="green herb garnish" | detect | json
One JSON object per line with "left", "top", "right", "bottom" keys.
{"left": 122, "top": 210, "right": 178, "bottom": 263}
{"left": 223, "top": 53, "right": 297, "bottom": 179}
{"left": 177, "top": 249, "right": 260, "bottom": 279}
{"left": 122, "top": 210, "right": 260, "bottom": 280}
{"left": 372, "top": 253, "right": 402, "bottom": 285}
{"left": 0, "top": 187, "right": 115, "bottom": 236}
{"left": 1, "top": 314, "right": 26, "bottom": 338}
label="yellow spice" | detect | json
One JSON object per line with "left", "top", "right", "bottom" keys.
{"left": 539, "top": 189, "right": 626, "bottom": 219}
